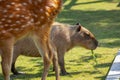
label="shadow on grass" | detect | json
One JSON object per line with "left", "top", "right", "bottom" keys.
{"left": 11, "top": 57, "right": 58, "bottom": 80}
{"left": 63, "top": 0, "right": 116, "bottom": 10}
{"left": 10, "top": 66, "right": 56, "bottom": 80}
{"left": 63, "top": 0, "right": 117, "bottom": 10}
{"left": 57, "top": 9, "right": 120, "bottom": 48}
{"left": 79, "top": 53, "right": 101, "bottom": 63}
{"left": 95, "top": 75, "right": 106, "bottom": 80}
{"left": 7, "top": 0, "right": 120, "bottom": 79}
{"left": 94, "top": 62, "right": 111, "bottom": 68}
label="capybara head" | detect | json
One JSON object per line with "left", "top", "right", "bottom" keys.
{"left": 71, "top": 23, "right": 98, "bottom": 50}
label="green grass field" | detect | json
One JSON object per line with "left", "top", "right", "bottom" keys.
{"left": 0, "top": 0, "right": 120, "bottom": 80}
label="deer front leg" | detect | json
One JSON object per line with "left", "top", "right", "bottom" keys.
{"left": 0, "top": 38, "right": 14, "bottom": 80}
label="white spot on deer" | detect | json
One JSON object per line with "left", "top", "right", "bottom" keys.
{"left": 1, "top": 18, "right": 6, "bottom": 21}
{"left": 27, "top": 21, "right": 31, "bottom": 24}
{"left": 1, "top": 30, "right": 6, "bottom": 33}
{"left": 6, "top": 5, "right": 11, "bottom": 8}
{"left": 22, "top": 8, "right": 26, "bottom": 11}
{"left": 36, "top": 21, "right": 41, "bottom": 25}
{"left": 11, "top": 24, "right": 16, "bottom": 27}
{"left": 14, "top": 28, "right": 19, "bottom": 31}
{"left": 21, "top": 15, "right": 25, "bottom": 18}
{"left": 40, "top": 9, "right": 43, "bottom": 12}
{"left": 9, "top": 14, "right": 14, "bottom": 18}
{"left": 16, "top": 14, "right": 20, "bottom": 18}
{"left": 25, "top": 16, "right": 30, "bottom": 20}
{"left": 49, "top": 2, "right": 57, "bottom": 8}
{"left": 15, "top": 8, "right": 20, "bottom": 11}
{"left": 34, "top": 14, "right": 38, "bottom": 18}
{"left": 45, "top": 12, "right": 50, "bottom": 16}
{"left": 11, "top": 2, "right": 15, "bottom": 5}
{"left": 45, "top": 6, "right": 50, "bottom": 10}
{"left": 48, "top": 18, "right": 50, "bottom": 21}
{"left": 21, "top": 25, "right": 26, "bottom": 28}
{"left": 7, "top": 20, "right": 12, "bottom": 23}
{"left": 41, "top": 16, "right": 44, "bottom": 19}
{"left": 42, "top": 25, "right": 45, "bottom": 28}
{"left": 4, "top": 24, "right": 8, "bottom": 27}
{"left": 3, "top": 9, "right": 8, "bottom": 13}
{"left": 16, "top": 21, "right": 21, "bottom": 24}
{"left": 22, "top": 3, "right": 28, "bottom": 6}
{"left": 30, "top": 18, "right": 34, "bottom": 22}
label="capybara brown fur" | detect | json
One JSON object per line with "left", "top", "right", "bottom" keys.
{"left": 11, "top": 22, "right": 98, "bottom": 75}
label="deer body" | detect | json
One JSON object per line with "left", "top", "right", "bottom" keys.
{"left": 0, "top": 0, "right": 62, "bottom": 80}
{"left": 11, "top": 22, "right": 98, "bottom": 75}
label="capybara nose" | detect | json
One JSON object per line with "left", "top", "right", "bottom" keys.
{"left": 95, "top": 40, "right": 98, "bottom": 47}
{"left": 93, "top": 39, "right": 98, "bottom": 50}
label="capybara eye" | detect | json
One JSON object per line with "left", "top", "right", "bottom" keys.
{"left": 85, "top": 33, "right": 90, "bottom": 39}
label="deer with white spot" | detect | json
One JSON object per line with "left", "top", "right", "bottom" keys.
{"left": 0, "top": 0, "right": 62, "bottom": 80}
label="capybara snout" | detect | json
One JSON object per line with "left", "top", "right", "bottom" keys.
{"left": 72, "top": 23, "right": 98, "bottom": 50}
{"left": 92, "top": 38, "right": 98, "bottom": 50}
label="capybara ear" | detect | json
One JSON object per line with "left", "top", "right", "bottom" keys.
{"left": 76, "top": 23, "right": 81, "bottom": 25}
{"left": 76, "top": 23, "right": 81, "bottom": 32}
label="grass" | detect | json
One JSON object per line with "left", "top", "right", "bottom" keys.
{"left": 0, "top": 0, "right": 120, "bottom": 80}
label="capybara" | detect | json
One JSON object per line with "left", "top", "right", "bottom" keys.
{"left": 0, "top": 0, "right": 62, "bottom": 80}
{"left": 11, "top": 22, "right": 98, "bottom": 75}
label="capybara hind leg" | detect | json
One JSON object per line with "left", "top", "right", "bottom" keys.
{"left": 11, "top": 54, "right": 23, "bottom": 75}
{"left": 11, "top": 62, "right": 24, "bottom": 75}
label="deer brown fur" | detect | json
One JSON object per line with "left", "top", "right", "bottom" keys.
{"left": 11, "top": 22, "right": 98, "bottom": 75}
{"left": 0, "top": 0, "right": 62, "bottom": 80}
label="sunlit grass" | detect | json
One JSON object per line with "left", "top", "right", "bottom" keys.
{"left": 0, "top": 0, "right": 120, "bottom": 80}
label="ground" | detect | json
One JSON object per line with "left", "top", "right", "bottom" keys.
{"left": 0, "top": 0, "right": 120, "bottom": 80}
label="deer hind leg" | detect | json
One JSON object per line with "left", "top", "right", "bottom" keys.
{"left": 52, "top": 51, "right": 60, "bottom": 80}
{"left": 33, "top": 37, "right": 59, "bottom": 80}
{"left": 42, "top": 42, "right": 60, "bottom": 80}
{"left": 33, "top": 37, "right": 52, "bottom": 80}
{"left": 0, "top": 38, "right": 14, "bottom": 80}
{"left": 49, "top": 42, "right": 60, "bottom": 80}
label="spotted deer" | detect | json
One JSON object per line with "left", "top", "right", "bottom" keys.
{"left": 11, "top": 22, "right": 98, "bottom": 75}
{"left": 0, "top": 0, "right": 62, "bottom": 80}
